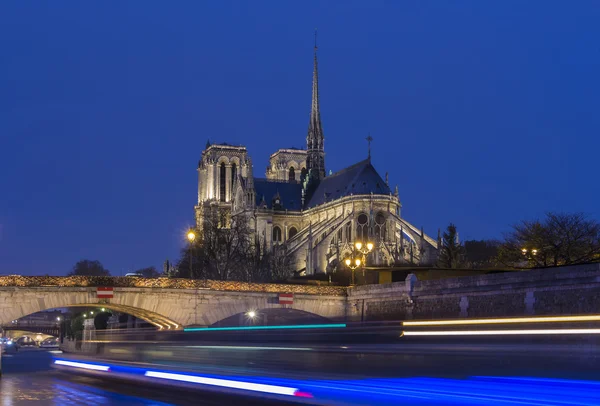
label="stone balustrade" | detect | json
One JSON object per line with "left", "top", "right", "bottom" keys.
{"left": 0, "top": 275, "right": 347, "bottom": 296}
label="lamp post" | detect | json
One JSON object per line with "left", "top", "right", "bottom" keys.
{"left": 522, "top": 248, "right": 538, "bottom": 256}
{"left": 56, "top": 316, "right": 62, "bottom": 343}
{"left": 355, "top": 241, "right": 374, "bottom": 265}
{"left": 345, "top": 241, "right": 374, "bottom": 285}
{"left": 187, "top": 230, "right": 196, "bottom": 278}
{"left": 345, "top": 257, "right": 362, "bottom": 286}
{"left": 522, "top": 247, "right": 538, "bottom": 267}
{"left": 187, "top": 229, "right": 198, "bottom": 326}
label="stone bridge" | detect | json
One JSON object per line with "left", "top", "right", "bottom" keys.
{"left": 0, "top": 276, "right": 349, "bottom": 329}
{"left": 2, "top": 264, "right": 599, "bottom": 330}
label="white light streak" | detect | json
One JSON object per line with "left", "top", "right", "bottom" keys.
{"left": 144, "top": 370, "right": 300, "bottom": 396}
{"left": 54, "top": 360, "right": 110, "bottom": 371}
{"left": 403, "top": 315, "right": 600, "bottom": 327}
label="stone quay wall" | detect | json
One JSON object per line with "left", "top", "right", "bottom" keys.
{"left": 348, "top": 263, "right": 600, "bottom": 321}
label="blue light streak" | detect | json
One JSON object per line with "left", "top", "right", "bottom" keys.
{"left": 52, "top": 355, "right": 600, "bottom": 405}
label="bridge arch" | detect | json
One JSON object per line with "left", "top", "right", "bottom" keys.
{"left": 0, "top": 282, "right": 347, "bottom": 329}
{"left": 213, "top": 308, "right": 332, "bottom": 327}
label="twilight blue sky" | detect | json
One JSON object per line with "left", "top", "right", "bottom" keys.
{"left": 1, "top": 1, "right": 599, "bottom": 275}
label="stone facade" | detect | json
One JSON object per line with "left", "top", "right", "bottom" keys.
{"left": 194, "top": 44, "right": 439, "bottom": 275}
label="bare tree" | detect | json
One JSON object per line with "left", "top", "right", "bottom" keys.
{"left": 464, "top": 239, "right": 501, "bottom": 269}
{"left": 133, "top": 266, "right": 161, "bottom": 278}
{"left": 177, "top": 210, "right": 259, "bottom": 281}
{"left": 498, "top": 212, "right": 600, "bottom": 268}
{"left": 68, "top": 260, "right": 111, "bottom": 276}
{"left": 266, "top": 245, "right": 295, "bottom": 282}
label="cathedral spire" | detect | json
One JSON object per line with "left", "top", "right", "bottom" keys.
{"left": 306, "top": 29, "right": 325, "bottom": 180}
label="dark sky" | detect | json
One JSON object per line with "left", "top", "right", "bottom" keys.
{"left": 1, "top": 1, "right": 599, "bottom": 276}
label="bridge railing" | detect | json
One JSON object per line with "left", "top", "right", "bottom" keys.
{"left": 0, "top": 275, "right": 348, "bottom": 296}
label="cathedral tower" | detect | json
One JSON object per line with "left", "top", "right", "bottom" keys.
{"left": 306, "top": 32, "right": 325, "bottom": 181}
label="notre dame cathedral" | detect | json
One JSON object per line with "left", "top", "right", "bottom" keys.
{"left": 194, "top": 42, "right": 439, "bottom": 275}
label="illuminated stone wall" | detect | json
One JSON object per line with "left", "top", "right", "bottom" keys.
{"left": 349, "top": 263, "right": 600, "bottom": 321}
{"left": 0, "top": 276, "right": 347, "bottom": 296}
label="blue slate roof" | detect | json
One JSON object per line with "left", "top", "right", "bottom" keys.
{"left": 305, "top": 159, "right": 391, "bottom": 208}
{"left": 254, "top": 178, "right": 303, "bottom": 211}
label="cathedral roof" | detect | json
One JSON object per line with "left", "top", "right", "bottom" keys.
{"left": 254, "top": 179, "right": 303, "bottom": 211}
{"left": 305, "top": 159, "right": 391, "bottom": 208}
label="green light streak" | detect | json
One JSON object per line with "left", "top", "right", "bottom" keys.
{"left": 184, "top": 323, "right": 346, "bottom": 332}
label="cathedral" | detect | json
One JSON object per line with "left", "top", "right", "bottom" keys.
{"left": 194, "top": 42, "right": 439, "bottom": 275}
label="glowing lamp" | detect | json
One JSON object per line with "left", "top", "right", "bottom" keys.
{"left": 355, "top": 258, "right": 361, "bottom": 267}
{"left": 355, "top": 242, "right": 362, "bottom": 250}
{"left": 187, "top": 231, "right": 196, "bottom": 242}
{"left": 366, "top": 242, "right": 374, "bottom": 251}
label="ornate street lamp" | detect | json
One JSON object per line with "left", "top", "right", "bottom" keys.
{"left": 345, "top": 257, "right": 362, "bottom": 286}
{"left": 355, "top": 241, "right": 374, "bottom": 257}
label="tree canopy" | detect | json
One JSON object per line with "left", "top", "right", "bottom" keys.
{"left": 498, "top": 212, "right": 600, "bottom": 268}
{"left": 464, "top": 239, "right": 501, "bottom": 269}
{"left": 134, "top": 266, "right": 161, "bottom": 278}
{"left": 68, "top": 260, "right": 111, "bottom": 276}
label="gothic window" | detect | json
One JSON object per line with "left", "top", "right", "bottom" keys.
{"left": 273, "top": 226, "right": 282, "bottom": 243}
{"left": 356, "top": 213, "right": 369, "bottom": 242}
{"left": 300, "top": 167, "right": 307, "bottom": 183}
{"left": 375, "top": 212, "right": 386, "bottom": 241}
{"left": 289, "top": 167, "right": 295, "bottom": 182}
{"left": 219, "top": 162, "right": 226, "bottom": 202}
{"left": 288, "top": 226, "right": 298, "bottom": 239}
{"left": 344, "top": 221, "right": 352, "bottom": 242}
{"left": 231, "top": 163, "right": 237, "bottom": 191}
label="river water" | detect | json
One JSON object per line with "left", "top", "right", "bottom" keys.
{"left": 0, "top": 350, "right": 172, "bottom": 406}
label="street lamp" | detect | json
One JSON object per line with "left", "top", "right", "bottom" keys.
{"left": 187, "top": 230, "right": 196, "bottom": 243}
{"left": 187, "top": 229, "right": 196, "bottom": 279}
{"left": 187, "top": 229, "right": 198, "bottom": 326}
{"left": 346, "top": 241, "right": 374, "bottom": 285}
{"left": 247, "top": 311, "right": 256, "bottom": 319}
{"left": 345, "top": 257, "right": 362, "bottom": 285}
{"left": 355, "top": 241, "right": 374, "bottom": 254}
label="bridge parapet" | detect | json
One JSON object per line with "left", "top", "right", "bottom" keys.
{"left": 0, "top": 276, "right": 347, "bottom": 297}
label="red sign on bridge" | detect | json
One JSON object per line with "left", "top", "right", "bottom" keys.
{"left": 97, "top": 287, "right": 113, "bottom": 299}
{"left": 278, "top": 293, "right": 294, "bottom": 305}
